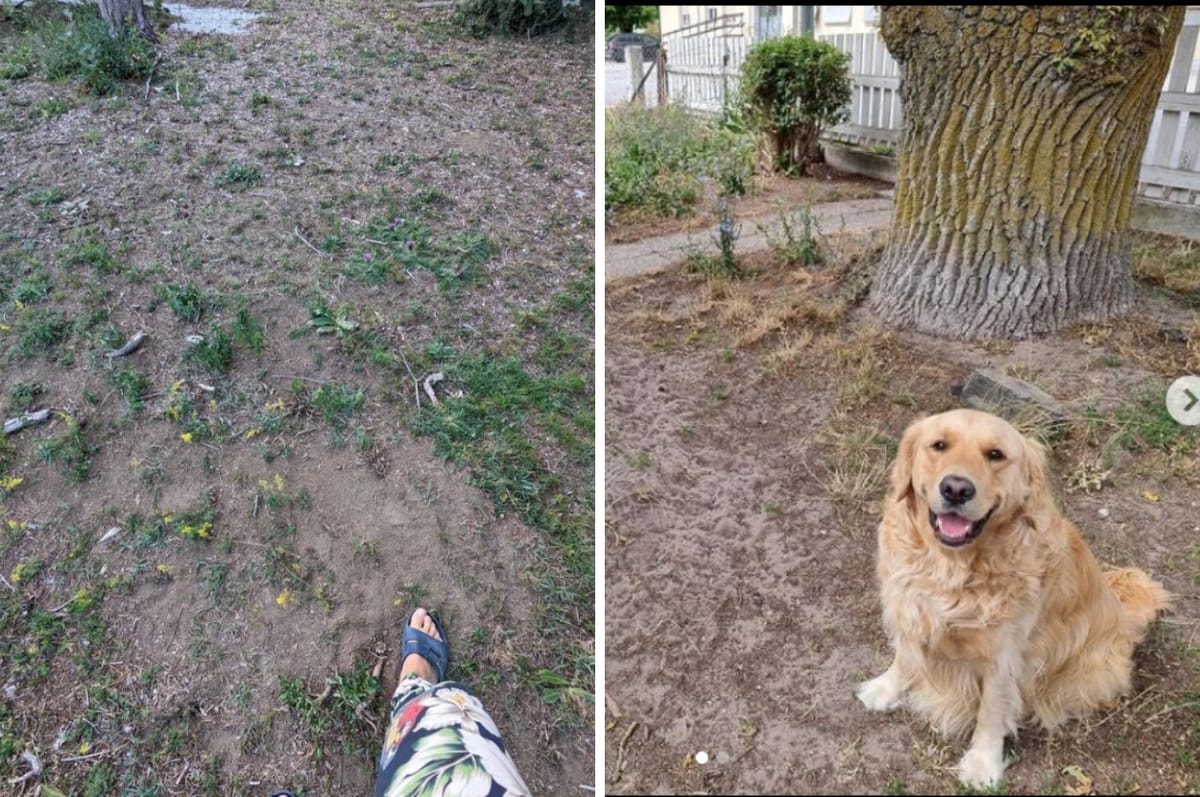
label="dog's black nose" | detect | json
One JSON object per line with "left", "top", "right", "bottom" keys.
{"left": 940, "top": 475, "right": 975, "bottom": 505}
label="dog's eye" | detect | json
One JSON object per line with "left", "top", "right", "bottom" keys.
{"left": 987, "top": 448, "right": 1006, "bottom": 461}
{"left": 931, "top": 440, "right": 947, "bottom": 451}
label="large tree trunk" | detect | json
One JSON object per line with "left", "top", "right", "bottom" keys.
{"left": 97, "top": 0, "right": 153, "bottom": 39}
{"left": 870, "top": 7, "right": 1185, "bottom": 340}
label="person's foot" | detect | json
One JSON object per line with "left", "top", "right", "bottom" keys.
{"left": 399, "top": 607, "right": 443, "bottom": 682}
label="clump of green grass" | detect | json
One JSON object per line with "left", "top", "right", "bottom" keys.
{"left": 232, "top": 304, "right": 265, "bottom": 353}
{"left": 1112, "top": 385, "right": 1191, "bottom": 452}
{"left": 37, "top": 414, "right": 94, "bottom": 482}
{"left": 7, "top": 381, "right": 43, "bottom": 412}
{"left": 13, "top": 6, "right": 158, "bottom": 96}
{"left": 277, "top": 659, "right": 380, "bottom": 737}
{"left": 66, "top": 238, "right": 120, "bottom": 274}
{"left": 215, "top": 161, "right": 261, "bottom": 189}
{"left": 307, "top": 382, "right": 365, "bottom": 430}
{"left": 185, "top": 327, "right": 234, "bottom": 373}
{"left": 409, "top": 353, "right": 592, "bottom": 573}
{"left": 159, "top": 282, "right": 211, "bottom": 322}
{"left": 27, "top": 187, "right": 65, "bottom": 207}
{"left": 107, "top": 365, "right": 147, "bottom": 415}
{"left": 12, "top": 266, "right": 53, "bottom": 304}
{"left": 14, "top": 308, "right": 70, "bottom": 359}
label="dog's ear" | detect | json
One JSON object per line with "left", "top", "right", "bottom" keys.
{"left": 890, "top": 417, "right": 923, "bottom": 502}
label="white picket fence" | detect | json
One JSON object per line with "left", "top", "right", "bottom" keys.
{"left": 661, "top": 10, "right": 1200, "bottom": 212}
{"left": 660, "top": 14, "right": 749, "bottom": 115}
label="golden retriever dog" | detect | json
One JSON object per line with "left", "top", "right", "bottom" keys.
{"left": 857, "top": 409, "right": 1169, "bottom": 788}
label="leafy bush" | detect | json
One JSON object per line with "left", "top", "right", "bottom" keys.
{"left": 456, "top": 0, "right": 566, "bottom": 37}
{"left": 605, "top": 105, "right": 754, "bottom": 218}
{"left": 32, "top": 6, "right": 156, "bottom": 96}
{"left": 740, "top": 35, "right": 851, "bottom": 174}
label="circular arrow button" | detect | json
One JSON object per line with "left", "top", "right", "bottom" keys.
{"left": 1166, "top": 376, "right": 1200, "bottom": 426}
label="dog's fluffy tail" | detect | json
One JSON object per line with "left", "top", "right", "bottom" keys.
{"left": 1104, "top": 567, "right": 1170, "bottom": 627}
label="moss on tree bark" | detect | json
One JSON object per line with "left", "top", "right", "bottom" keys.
{"left": 870, "top": 6, "right": 1185, "bottom": 340}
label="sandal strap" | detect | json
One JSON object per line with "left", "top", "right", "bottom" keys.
{"left": 401, "top": 610, "right": 449, "bottom": 682}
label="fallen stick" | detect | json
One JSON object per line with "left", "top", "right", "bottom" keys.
{"left": 423, "top": 372, "right": 445, "bottom": 407}
{"left": 4, "top": 408, "right": 52, "bottom": 436}
{"left": 107, "top": 331, "right": 146, "bottom": 358}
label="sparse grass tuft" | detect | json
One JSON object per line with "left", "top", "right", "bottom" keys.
{"left": 215, "top": 161, "right": 261, "bottom": 189}
{"left": 1133, "top": 233, "right": 1200, "bottom": 302}
{"left": 37, "top": 414, "right": 94, "bottom": 483}
{"left": 107, "top": 365, "right": 147, "bottom": 415}
{"left": 14, "top": 307, "right": 70, "bottom": 359}
{"left": 185, "top": 327, "right": 234, "bottom": 373}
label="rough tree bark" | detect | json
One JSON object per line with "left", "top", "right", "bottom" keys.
{"left": 97, "top": 0, "right": 153, "bottom": 39}
{"left": 870, "top": 6, "right": 1185, "bottom": 340}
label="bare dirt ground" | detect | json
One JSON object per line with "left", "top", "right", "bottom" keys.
{"left": 0, "top": 2, "right": 593, "bottom": 794}
{"left": 604, "top": 224, "right": 1200, "bottom": 794}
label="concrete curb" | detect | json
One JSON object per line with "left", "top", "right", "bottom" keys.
{"left": 605, "top": 196, "right": 894, "bottom": 282}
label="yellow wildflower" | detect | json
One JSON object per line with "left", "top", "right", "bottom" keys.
{"left": 265, "top": 399, "right": 285, "bottom": 413}
{"left": 244, "top": 427, "right": 260, "bottom": 441}
{"left": 276, "top": 590, "right": 295, "bottom": 607}
{"left": 180, "top": 432, "right": 194, "bottom": 444}
{"left": 156, "top": 564, "right": 174, "bottom": 576}
{"left": 0, "top": 476, "right": 23, "bottom": 492}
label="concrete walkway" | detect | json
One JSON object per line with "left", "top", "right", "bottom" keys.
{"left": 605, "top": 196, "right": 894, "bottom": 282}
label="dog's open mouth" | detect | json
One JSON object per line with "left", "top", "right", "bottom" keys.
{"left": 929, "top": 505, "right": 996, "bottom": 547}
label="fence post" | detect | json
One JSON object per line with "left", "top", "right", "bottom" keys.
{"left": 627, "top": 44, "right": 644, "bottom": 106}
{"left": 657, "top": 47, "right": 668, "bottom": 107}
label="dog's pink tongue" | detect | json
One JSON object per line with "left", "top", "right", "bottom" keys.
{"left": 937, "top": 513, "right": 973, "bottom": 539}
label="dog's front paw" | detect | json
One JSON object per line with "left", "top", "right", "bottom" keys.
{"left": 956, "top": 747, "right": 1006, "bottom": 791}
{"left": 855, "top": 672, "right": 903, "bottom": 712}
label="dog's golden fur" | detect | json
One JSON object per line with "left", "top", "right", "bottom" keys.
{"left": 857, "top": 409, "right": 1168, "bottom": 787}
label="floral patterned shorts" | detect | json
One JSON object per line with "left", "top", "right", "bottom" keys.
{"left": 373, "top": 675, "right": 531, "bottom": 797}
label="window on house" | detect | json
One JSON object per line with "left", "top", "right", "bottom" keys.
{"left": 682, "top": 12, "right": 691, "bottom": 27}
{"left": 822, "top": 6, "right": 853, "bottom": 25}
{"left": 707, "top": 7, "right": 718, "bottom": 21}
{"left": 862, "top": 6, "right": 879, "bottom": 24}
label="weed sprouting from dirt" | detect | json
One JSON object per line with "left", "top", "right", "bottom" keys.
{"left": 214, "top": 161, "right": 261, "bottom": 189}
{"left": 37, "top": 414, "right": 94, "bottom": 482}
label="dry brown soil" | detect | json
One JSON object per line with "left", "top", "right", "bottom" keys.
{"left": 0, "top": 1, "right": 593, "bottom": 794}
{"left": 604, "top": 229, "right": 1200, "bottom": 795}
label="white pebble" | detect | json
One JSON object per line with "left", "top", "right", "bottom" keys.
{"left": 694, "top": 751, "right": 709, "bottom": 765}
{"left": 1098, "top": 508, "right": 1110, "bottom": 519}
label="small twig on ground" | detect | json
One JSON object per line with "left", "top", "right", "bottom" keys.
{"left": 271, "top": 374, "right": 326, "bottom": 385}
{"left": 144, "top": 53, "right": 163, "bottom": 101}
{"left": 396, "top": 346, "right": 421, "bottom": 409}
{"left": 294, "top": 226, "right": 325, "bottom": 257}
{"left": 614, "top": 720, "right": 638, "bottom": 781}
{"left": 0, "top": 574, "right": 14, "bottom": 592}
{"left": 423, "top": 372, "right": 444, "bottom": 407}
{"left": 60, "top": 748, "right": 112, "bottom": 764}
{"left": 6, "top": 750, "right": 41, "bottom": 786}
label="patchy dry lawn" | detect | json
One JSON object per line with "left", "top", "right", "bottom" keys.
{"left": 0, "top": 1, "right": 594, "bottom": 794}
{"left": 605, "top": 223, "right": 1200, "bottom": 794}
